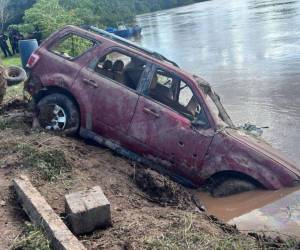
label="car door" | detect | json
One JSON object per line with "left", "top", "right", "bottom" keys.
{"left": 75, "top": 47, "right": 150, "bottom": 142}
{"left": 128, "top": 66, "right": 214, "bottom": 181}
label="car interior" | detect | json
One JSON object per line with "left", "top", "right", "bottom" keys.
{"left": 94, "top": 51, "right": 146, "bottom": 90}
{"left": 148, "top": 69, "right": 202, "bottom": 121}
{"left": 93, "top": 52, "right": 203, "bottom": 122}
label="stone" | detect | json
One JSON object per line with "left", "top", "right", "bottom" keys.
{"left": 13, "top": 175, "right": 86, "bottom": 250}
{"left": 65, "top": 186, "right": 111, "bottom": 235}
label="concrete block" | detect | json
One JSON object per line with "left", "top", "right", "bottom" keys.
{"left": 65, "top": 186, "right": 111, "bottom": 235}
{"left": 13, "top": 175, "right": 86, "bottom": 250}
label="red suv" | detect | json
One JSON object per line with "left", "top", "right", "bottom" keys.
{"left": 25, "top": 25, "right": 300, "bottom": 196}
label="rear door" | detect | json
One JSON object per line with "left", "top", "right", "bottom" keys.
{"left": 128, "top": 67, "right": 214, "bottom": 181}
{"left": 75, "top": 48, "right": 150, "bottom": 141}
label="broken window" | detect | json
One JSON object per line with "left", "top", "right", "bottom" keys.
{"left": 91, "top": 51, "right": 146, "bottom": 90}
{"left": 50, "top": 34, "right": 96, "bottom": 59}
{"left": 149, "top": 69, "right": 176, "bottom": 104}
{"left": 148, "top": 69, "right": 202, "bottom": 121}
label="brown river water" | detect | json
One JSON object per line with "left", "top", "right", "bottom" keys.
{"left": 135, "top": 0, "right": 300, "bottom": 234}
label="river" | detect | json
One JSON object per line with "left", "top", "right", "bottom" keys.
{"left": 135, "top": 0, "right": 300, "bottom": 234}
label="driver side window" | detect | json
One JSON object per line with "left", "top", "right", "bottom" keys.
{"left": 90, "top": 51, "right": 146, "bottom": 90}
{"left": 148, "top": 68, "right": 204, "bottom": 122}
{"left": 178, "top": 82, "right": 202, "bottom": 119}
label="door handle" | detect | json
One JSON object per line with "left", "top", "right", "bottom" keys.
{"left": 143, "top": 108, "right": 160, "bottom": 118}
{"left": 83, "top": 78, "right": 98, "bottom": 88}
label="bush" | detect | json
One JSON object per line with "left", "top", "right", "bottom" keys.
{"left": 23, "top": 0, "right": 82, "bottom": 38}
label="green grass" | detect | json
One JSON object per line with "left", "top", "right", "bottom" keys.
{"left": 4, "top": 83, "right": 24, "bottom": 102}
{"left": 17, "top": 143, "right": 72, "bottom": 181}
{"left": 12, "top": 222, "right": 51, "bottom": 250}
{"left": 0, "top": 54, "right": 24, "bottom": 102}
{"left": 0, "top": 55, "right": 21, "bottom": 67}
{"left": 0, "top": 55, "right": 23, "bottom": 102}
{"left": 0, "top": 116, "right": 26, "bottom": 130}
{"left": 144, "top": 214, "right": 299, "bottom": 250}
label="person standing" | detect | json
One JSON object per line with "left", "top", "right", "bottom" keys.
{"left": 32, "top": 26, "right": 42, "bottom": 45}
{"left": 0, "top": 33, "right": 12, "bottom": 58}
{"left": 8, "top": 28, "right": 24, "bottom": 54}
{"left": 8, "top": 28, "right": 16, "bottom": 54}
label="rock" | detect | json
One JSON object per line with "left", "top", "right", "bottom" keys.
{"left": 65, "top": 186, "right": 111, "bottom": 235}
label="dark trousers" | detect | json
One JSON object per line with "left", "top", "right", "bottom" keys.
{"left": 10, "top": 41, "right": 18, "bottom": 54}
{"left": 0, "top": 44, "right": 12, "bottom": 57}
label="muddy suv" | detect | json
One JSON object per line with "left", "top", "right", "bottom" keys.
{"left": 25, "top": 25, "right": 300, "bottom": 196}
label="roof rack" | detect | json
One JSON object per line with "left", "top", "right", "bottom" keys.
{"left": 82, "top": 25, "right": 179, "bottom": 68}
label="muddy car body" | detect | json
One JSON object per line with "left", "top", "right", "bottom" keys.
{"left": 25, "top": 25, "right": 300, "bottom": 195}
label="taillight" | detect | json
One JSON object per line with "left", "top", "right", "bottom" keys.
{"left": 26, "top": 53, "right": 40, "bottom": 69}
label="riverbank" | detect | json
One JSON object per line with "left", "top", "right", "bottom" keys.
{"left": 0, "top": 84, "right": 298, "bottom": 249}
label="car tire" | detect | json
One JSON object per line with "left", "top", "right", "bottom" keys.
{"left": 211, "top": 177, "right": 257, "bottom": 197}
{"left": 0, "top": 79, "right": 6, "bottom": 105}
{"left": 36, "top": 93, "right": 79, "bottom": 135}
{"left": 3, "top": 66, "right": 27, "bottom": 86}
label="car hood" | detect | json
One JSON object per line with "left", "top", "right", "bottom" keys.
{"left": 225, "top": 128, "right": 300, "bottom": 178}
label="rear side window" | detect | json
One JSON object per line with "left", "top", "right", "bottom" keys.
{"left": 90, "top": 51, "right": 147, "bottom": 90}
{"left": 50, "top": 34, "right": 96, "bottom": 59}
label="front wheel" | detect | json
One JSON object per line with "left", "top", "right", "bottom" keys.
{"left": 36, "top": 93, "right": 79, "bottom": 135}
{"left": 211, "top": 177, "right": 257, "bottom": 197}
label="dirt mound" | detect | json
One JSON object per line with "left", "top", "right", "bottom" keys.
{"left": 0, "top": 99, "right": 28, "bottom": 114}
{"left": 131, "top": 168, "right": 193, "bottom": 209}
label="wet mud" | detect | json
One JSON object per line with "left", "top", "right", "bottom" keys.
{"left": 131, "top": 167, "right": 193, "bottom": 209}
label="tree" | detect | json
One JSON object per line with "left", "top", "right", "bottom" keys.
{"left": 7, "top": 0, "right": 36, "bottom": 26}
{"left": 0, "top": 0, "right": 10, "bottom": 31}
{"left": 23, "top": 0, "right": 82, "bottom": 37}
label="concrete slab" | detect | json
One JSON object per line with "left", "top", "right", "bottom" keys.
{"left": 229, "top": 190, "right": 300, "bottom": 238}
{"left": 13, "top": 175, "right": 86, "bottom": 250}
{"left": 65, "top": 186, "right": 111, "bottom": 235}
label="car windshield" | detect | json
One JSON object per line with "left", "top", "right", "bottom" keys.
{"left": 194, "top": 75, "right": 235, "bottom": 128}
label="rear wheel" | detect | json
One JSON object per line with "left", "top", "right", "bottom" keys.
{"left": 211, "top": 177, "right": 257, "bottom": 197}
{"left": 36, "top": 93, "right": 79, "bottom": 135}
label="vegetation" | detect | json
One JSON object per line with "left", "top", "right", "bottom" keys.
{"left": 17, "top": 143, "right": 71, "bottom": 181}
{"left": 3, "top": 0, "right": 36, "bottom": 29}
{"left": 144, "top": 214, "right": 299, "bottom": 250}
{"left": 1, "top": 56, "right": 21, "bottom": 67}
{"left": 2, "top": 0, "right": 205, "bottom": 37}
{"left": 12, "top": 222, "right": 50, "bottom": 250}
{"left": 22, "top": 0, "right": 80, "bottom": 36}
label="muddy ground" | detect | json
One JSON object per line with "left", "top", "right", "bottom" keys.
{"left": 0, "top": 97, "right": 299, "bottom": 249}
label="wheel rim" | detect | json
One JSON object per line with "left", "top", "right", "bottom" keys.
{"left": 44, "top": 104, "right": 67, "bottom": 131}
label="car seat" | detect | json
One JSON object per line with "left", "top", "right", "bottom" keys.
{"left": 112, "top": 60, "right": 125, "bottom": 84}
{"left": 96, "top": 59, "right": 113, "bottom": 78}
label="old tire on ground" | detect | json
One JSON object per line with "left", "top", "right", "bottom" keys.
{"left": 36, "top": 93, "right": 79, "bottom": 135}
{"left": 3, "top": 66, "right": 27, "bottom": 86}
{"left": 211, "top": 178, "right": 257, "bottom": 197}
{"left": 0, "top": 66, "right": 7, "bottom": 104}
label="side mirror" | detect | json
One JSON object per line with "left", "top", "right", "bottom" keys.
{"left": 191, "top": 119, "right": 207, "bottom": 129}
